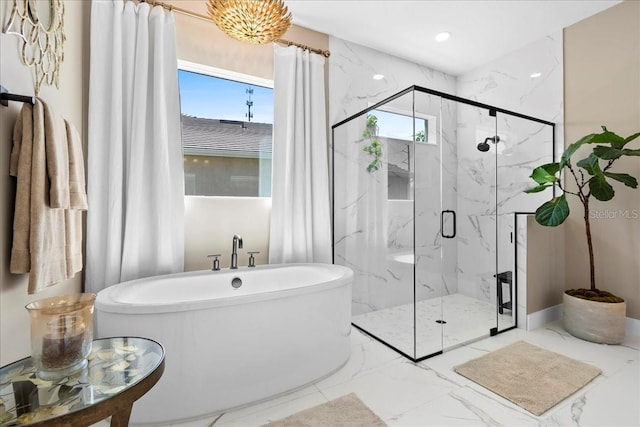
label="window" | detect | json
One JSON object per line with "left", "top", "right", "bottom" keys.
{"left": 178, "top": 61, "right": 274, "bottom": 197}
{"left": 370, "top": 106, "right": 436, "bottom": 144}
{"left": 367, "top": 106, "right": 437, "bottom": 200}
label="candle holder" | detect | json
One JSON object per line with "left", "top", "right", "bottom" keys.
{"left": 25, "top": 293, "right": 96, "bottom": 380}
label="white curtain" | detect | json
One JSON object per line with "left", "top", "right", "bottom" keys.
{"left": 269, "top": 45, "right": 332, "bottom": 264}
{"left": 86, "top": 0, "right": 184, "bottom": 293}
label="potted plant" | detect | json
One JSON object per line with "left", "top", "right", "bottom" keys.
{"left": 525, "top": 126, "right": 639, "bottom": 344}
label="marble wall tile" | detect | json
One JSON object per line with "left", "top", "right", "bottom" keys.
{"left": 455, "top": 32, "right": 563, "bottom": 315}
{"left": 456, "top": 33, "right": 563, "bottom": 123}
{"left": 329, "top": 37, "right": 457, "bottom": 126}
{"left": 515, "top": 215, "right": 529, "bottom": 329}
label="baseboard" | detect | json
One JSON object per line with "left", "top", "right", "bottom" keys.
{"left": 527, "top": 304, "right": 640, "bottom": 337}
{"left": 526, "top": 304, "right": 562, "bottom": 331}
{"left": 626, "top": 317, "right": 640, "bottom": 337}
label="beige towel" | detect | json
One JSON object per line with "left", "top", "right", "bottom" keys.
{"left": 43, "top": 101, "right": 70, "bottom": 209}
{"left": 65, "top": 120, "right": 87, "bottom": 277}
{"left": 9, "top": 99, "right": 88, "bottom": 293}
{"left": 65, "top": 121, "right": 88, "bottom": 210}
{"left": 9, "top": 104, "right": 33, "bottom": 273}
{"left": 10, "top": 100, "right": 67, "bottom": 293}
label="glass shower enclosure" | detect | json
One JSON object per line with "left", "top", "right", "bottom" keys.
{"left": 332, "top": 86, "right": 555, "bottom": 361}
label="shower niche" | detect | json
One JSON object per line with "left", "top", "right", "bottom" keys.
{"left": 332, "top": 86, "right": 555, "bottom": 361}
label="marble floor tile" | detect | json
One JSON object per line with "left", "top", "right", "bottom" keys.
{"left": 316, "top": 359, "right": 459, "bottom": 421}
{"left": 207, "top": 390, "right": 328, "bottom": 427}
{"left": 386, "top": 388, "right": 539, "bottom": 427}
{"left": 312, "top": 328, "right": 403, "bottom": 390}
{"left": 541, "top": 359, "right": 640, "bottom": 427}
{"left": 353, "top": 293, "right": 515, "bottom": 358}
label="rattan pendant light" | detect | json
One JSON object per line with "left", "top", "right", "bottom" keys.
{"left": 207, "top": 0, "right": 292, "bottom": 45}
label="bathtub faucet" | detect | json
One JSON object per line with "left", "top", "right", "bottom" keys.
{"left": 231, "top": 234, "right": 243, "bottom": 269}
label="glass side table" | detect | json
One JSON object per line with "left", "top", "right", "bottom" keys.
{"left": 0, "top": 337, "right": 164, "bottom": 427}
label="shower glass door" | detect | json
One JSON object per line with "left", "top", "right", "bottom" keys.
{"left": 446, "top": 100, "right": 499, "bottom": 348}
{"left": 412, "top": 91, "right": 444, "bottom": 358}
{"left": 413, "top": 91, "right": 499, "bottom": 359}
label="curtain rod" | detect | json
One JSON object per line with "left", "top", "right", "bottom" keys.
{"left": 137, "top": 0, "right": 331, "bottom": 58}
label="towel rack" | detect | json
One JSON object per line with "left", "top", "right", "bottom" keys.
{"left": 0, "top": 85, "right": 36, "bottom": 107}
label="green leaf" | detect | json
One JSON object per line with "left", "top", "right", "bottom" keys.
{"left": 576, "top": 153, "right": 602, "bottom": 176}
{"left": 524, "top": 183, "right": 553, "bottom": 193}
{"left": 622, "top": 148, "right": 640, "bottom": 156}
{"left": 534, "top": 194, "right": 569, "bottom": 227}
{"left": 604, "top": 172, "right": 638, "bottom": 188}
{"left": 622, "top": 132, "right": 640, "bottom": 147}
{"left": 589, "top": 175, "right": 615, "bottom": 201}
{"left": 561, "top": 135, "right": 595, "bottom": 168}
{"left": 593, "top": 145, "right": 623, "bottom": 160}
{"left": 367, "top": 159, "right": 381, "bottom": 173}
{"left": 589, "top": 127, "right": 626, "bottom": 148}
{"left": 530, "top": 163, "right": 559, "bottom": 184}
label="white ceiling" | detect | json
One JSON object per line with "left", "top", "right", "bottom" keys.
{"left": 285, "top": 0, "right": 621, "bottom": 76}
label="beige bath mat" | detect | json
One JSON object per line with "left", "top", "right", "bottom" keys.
{"left": 263, "top": 393, "right": 386, "bottom": 427}
{"left": 454, "top": 340, "right": 601, "bottom": 416}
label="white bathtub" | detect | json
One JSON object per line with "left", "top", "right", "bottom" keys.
{"left": 95, "top": 263, "right": 353, "bottom": 425}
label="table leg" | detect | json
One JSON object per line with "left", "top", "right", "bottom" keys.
{"left": 110, "top": 405, "right": 133, "bottom": 427}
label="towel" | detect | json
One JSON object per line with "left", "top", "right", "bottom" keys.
{"left": 9, "top": 99, "right": 88, "bottom": 293}
{"left": 43, "top": 101, "right": 70, "bottom": 209}
{"left": 65, "top": 121, "right": 88, "bottom": 210}
{"left": 65, "top": 120, "right": 87, "bottom": 277}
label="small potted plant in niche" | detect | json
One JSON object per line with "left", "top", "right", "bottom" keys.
{"left": 525, "top": 126, "right": 639, "bottom": 344}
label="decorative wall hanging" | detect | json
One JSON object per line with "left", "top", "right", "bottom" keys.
{"left": 2, "top": 0, "right": 66, "bottom": 94}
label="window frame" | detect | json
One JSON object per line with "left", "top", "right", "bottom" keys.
{"left": 178, "top": 60, "right": 274, "bottom": 90}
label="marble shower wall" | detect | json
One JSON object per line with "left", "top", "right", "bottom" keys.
{"left": 456, "top": 33, "right": 563, "bottom": 308}
{"left": 330, "top": 38, "right": 459, "bottom": 315}
{"left": 328, "top": 37, "right": 456, "bottom": 127}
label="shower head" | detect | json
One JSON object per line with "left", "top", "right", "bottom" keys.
{"left": 477, "top": 135, "right": 500, "bottom": 152}
{"left": 477, "top": 141, "right": 490, "bottom": 152}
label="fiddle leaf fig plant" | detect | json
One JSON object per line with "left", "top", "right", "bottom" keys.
{"left": 525, "top": 126, "right": 640, "bottom": 299}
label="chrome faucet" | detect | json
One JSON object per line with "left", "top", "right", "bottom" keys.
{"left": 230, "top": 234, "right": 243, "bottom": 269}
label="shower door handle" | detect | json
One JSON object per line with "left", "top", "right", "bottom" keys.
{"left": 441, "top": 210, "right": 456, "bottom": 239}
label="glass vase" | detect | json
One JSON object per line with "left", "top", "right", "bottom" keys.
{"left": 25, "top": 293, "right": 96, "bottom": 380}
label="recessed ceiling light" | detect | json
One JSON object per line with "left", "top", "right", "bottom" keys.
{"left": 435, "top": 32, "right": 450, "bottom": 42}
{"left": 530, "top": 72, "right": 542, "bottom": 78}
{"left": 373, "top": 74, "right": 384, "bottom": 80}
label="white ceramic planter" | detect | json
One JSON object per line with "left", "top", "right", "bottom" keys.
{"left": 563, "top": 292, "right": 626, "bottom": 344}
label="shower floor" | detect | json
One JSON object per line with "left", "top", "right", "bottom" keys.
{"left": 352, "top": 293, "right": 515, "bottom": 359}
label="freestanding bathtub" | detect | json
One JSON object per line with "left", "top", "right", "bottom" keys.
{"left": 95, "top": 263, "right": 353, "bottom": 425}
